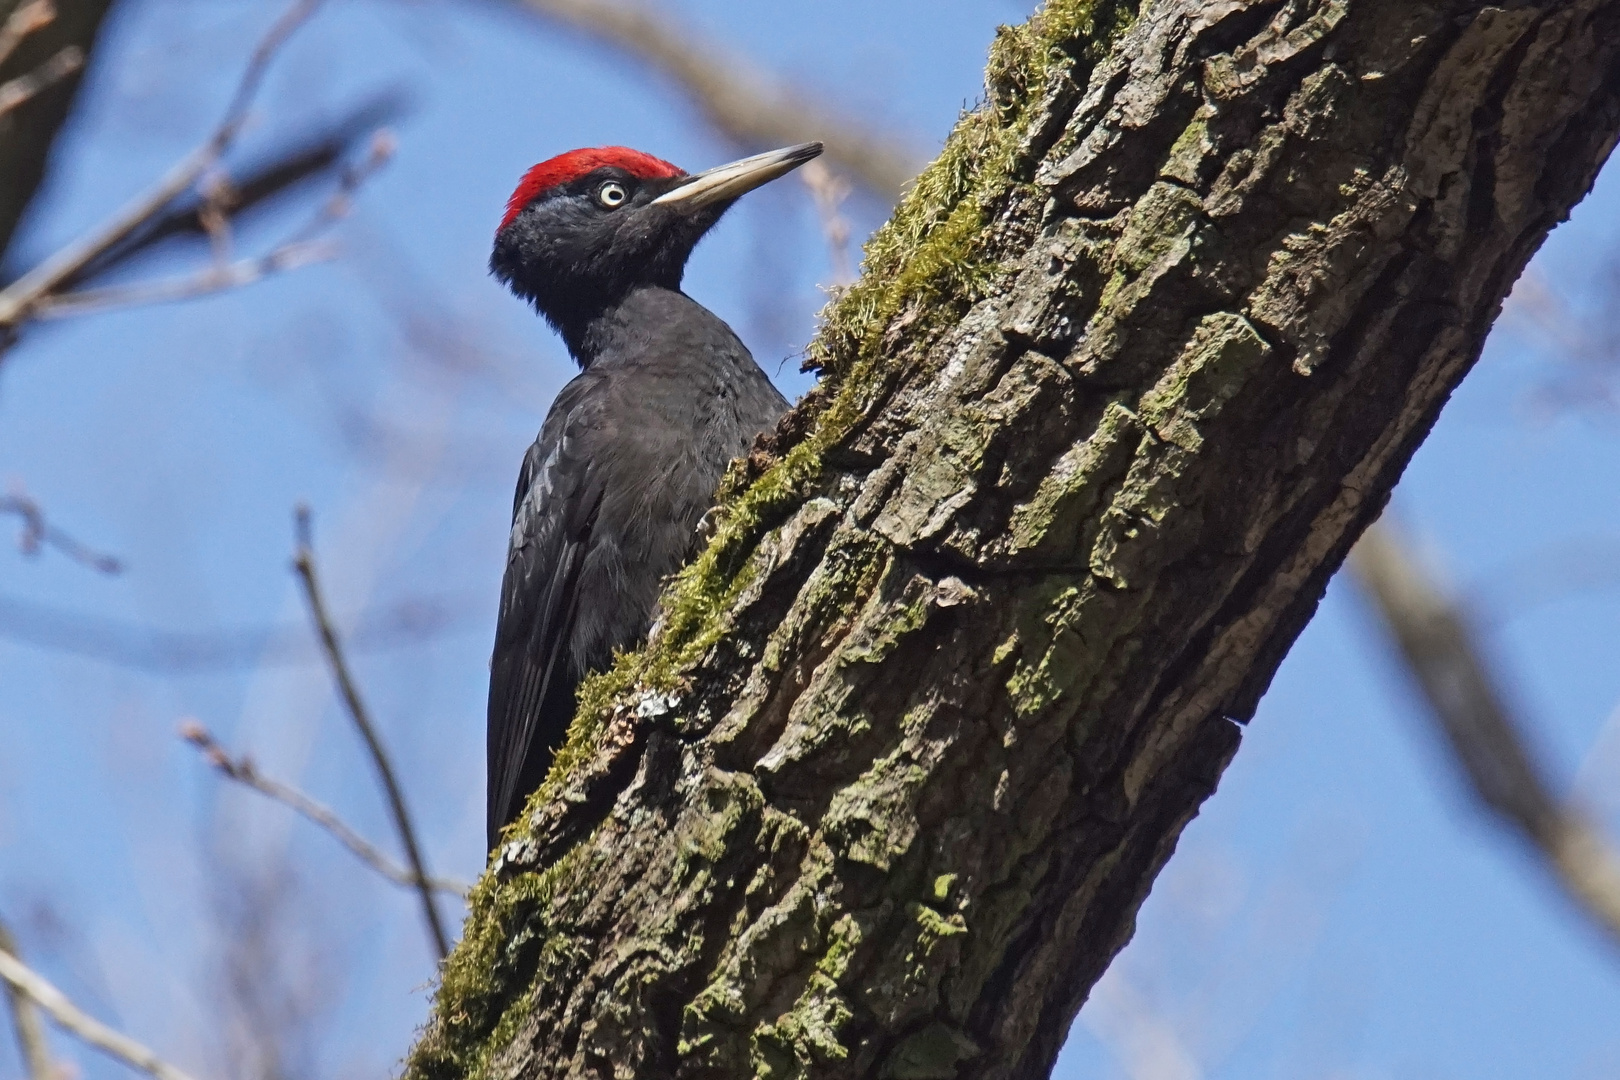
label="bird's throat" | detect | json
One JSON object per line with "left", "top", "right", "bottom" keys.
{"left": 562, "top": 285, "right": 700, "bottom": 370}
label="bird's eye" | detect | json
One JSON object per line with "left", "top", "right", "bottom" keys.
{"left": 596, "top": 181, "right": 628, "bottom": 209}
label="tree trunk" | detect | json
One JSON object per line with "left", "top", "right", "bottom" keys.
{"left": 408, "top": 1, "right": 1620, "bottom": 1078}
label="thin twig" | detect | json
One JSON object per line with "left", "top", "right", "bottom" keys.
{"left": 1349, "top": 518, "right": 1620, "bottom": 950}
{"left": 0, "top": 920, "right": 56, "bottom": 1080}
{"left": 281, "top": 128, "right": 397, "bottom": 246}
{"left": 30, "top": 127, "right": 394, "bottom": 322}
{"left": 29, "top": 128, "right": 394, "bottom": 321}
{"left": 1, "top": 490, "right": 122, "bottom": 573}
{"left": 179, "top": 720, "right": 469, "bottom": 897}
{"left": 292, "top": 506, "right": 451, "bottom": 959}
{"left": 506, "top": 0, "right": 923, "bottom": 198}
{"left": 65, "top": 91, "right": 407, "bottom": 290}
{"left": 0, "top": 943, "right": 201, "bottom": 1080}
{"left": 0, "top": 45, "right": 82, "bottom": 117}
{"left": 31, "top": 240, "right": 337, "bottom": 320}
{"left": 0, "top": 0, "right": 325, "bottom": 328}
{"left": 0, "top": 0, "right": 55, "bottom": 70}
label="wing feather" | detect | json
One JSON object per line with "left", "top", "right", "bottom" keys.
{"left": 485, "top": 376, "right": 609, "bottom": 849}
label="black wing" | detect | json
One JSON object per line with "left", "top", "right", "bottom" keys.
{"left": 485, "top": 375, "right": 610, "bottom": 851}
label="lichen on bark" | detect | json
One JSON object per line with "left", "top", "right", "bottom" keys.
{"left": 407, "top": 1, "right": 1620, "bottom": 1078}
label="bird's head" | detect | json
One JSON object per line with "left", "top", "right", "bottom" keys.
{"left": 491, "top": 142, "right": 823, "bottom": 342}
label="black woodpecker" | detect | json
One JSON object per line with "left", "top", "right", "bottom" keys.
{"left": 485, "top": 141, "right": 822, "bottom": 851}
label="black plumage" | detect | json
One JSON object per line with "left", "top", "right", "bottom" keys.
{"left": 484, "top": 142, "right": 820, "bottom": 851}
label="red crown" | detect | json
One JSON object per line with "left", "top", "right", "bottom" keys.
{"left": 499, "top": 147, "right": 683, "bottom": 232}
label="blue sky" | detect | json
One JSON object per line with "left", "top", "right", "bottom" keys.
{"left": 1, "top": 1, "right": 1618, "bottom": 1079}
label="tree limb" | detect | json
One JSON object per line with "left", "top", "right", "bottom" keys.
{"left": 799, "top": 160, "right": 855, "bottom": 286}
{"left": 0, "top": 941, "right": 201, "bottom": 1080}
{"left": 31, "top": 240, "right": 337, "bottom": 320}
{"left": 27, "top": 128, "right": 394, "bottom": 321}
{"left": 292, "top": 505, "right": 452, "bottom": 960}
{"left": 1349, "top": 519, "right": 1620, "bottom": 949}
{"left": 180, "top": 720, "right": 471, "bottom": 898}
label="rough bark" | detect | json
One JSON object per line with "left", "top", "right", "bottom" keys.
{"left": 0, "top": 0, "right": 116, "bottom": 261}
{"left": 408, "top": 1, "right": 1620, "bottom": 1078}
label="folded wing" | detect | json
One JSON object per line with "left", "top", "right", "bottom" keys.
{"left": 485, "top": 375, "right": 610, "bottom": 850}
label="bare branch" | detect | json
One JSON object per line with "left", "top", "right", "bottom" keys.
{"left": 1349, "top": 518, "right": 1620, "bottom": 950}
{"left": 66, "top": 92, "right": 408, "bottom": 290}
{"left": 0, "top": 0, "right": 326, "bottom": 329}
{"left": 0, "top": 0, "right": 55, "bottom": 70}
{"left": 0, "top": 940, "right": 201, "bottom": 1080}
{"left": 31, "top": 240, "right": 336, "bottom": 320}
{"left": 30, "top": 128, "right": 394, "bottom": 321}
{"left": 292, "top": 505, "right": 452, "bottom": 959}
{"left": 507, "top": 0, "right": 923, "bottom": 198}
{"left": 0, "top": 44, "right": 80, "bottom": 118}
{"left": 0, "top": 919, "right": 56, "bottom": 1080}
{"left": 180, "top": 720, "right": 470, "bottom": 897}
{"left": 1, "top": 489, "right": 122, "bottom": 573}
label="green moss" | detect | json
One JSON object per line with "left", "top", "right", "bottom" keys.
{"left": 734, "top": 908, "right": 863, "bottom": 1077}
{"left": 750, "top": 971, "right": 855, "bottom": 1079}
{"left": 1161, "top": 113, "right": 1214, "bottom": 186}
{"left": 1005, "top": 400, "right": 1141, "bottom": 559}
{"left": 817, "top": 912, "right": 864, "bottom": 980}
{"left": 1002, "top": 582, "right": 1084, "bottom": 717}
{"left": 406, "top": 840, "right": 593, "bottom": 1080}
{"left": 908, "top": 902, "right": 969, "bottom": 950}
{"left": 677, "top": 771, "right": 766, "bottom": 870}
{"left": 1114, "top": 182, "right": 1205, "bottom": 274}
{"left": 1137, "top": 312, "right": 1272, "bottom": 450}
{"left": 822, "top": 747, "right": 933, "bottom": 871}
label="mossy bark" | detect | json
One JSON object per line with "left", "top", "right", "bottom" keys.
{"left": 409, "top": 1, "right": 1620, "bottom": 1078}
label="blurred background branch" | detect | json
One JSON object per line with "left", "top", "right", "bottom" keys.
{"left": 0, "top": 38, "right": 82, "bottom": 121}
{"left": 0, "top": 0, "right": 329, "bottom": 330}
{"left": 0, "top": 588, "right": 480, "bottom": 671}
{"left": 501, "top": 0, "right": 925, "bottom": 199}
{"left": 799, "top": 158, "right": 854, "bottom": 285}
{"left": 1350, "top": 518, "right": 1620, "bottom": 951}
{"left": 0, "top": 936, "right": 200, "bottom": 1080}
{"left": 54, "top": 91, "right": 408, "bottom": 293}
{"left": 0, "top": 918, "right": 57, "bottom": 1080}
{"left": 1, "top": 488, "right": 122, "bottom": 573}
{"left": 35, "top": 128, "right": 396, "bottom": 321}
